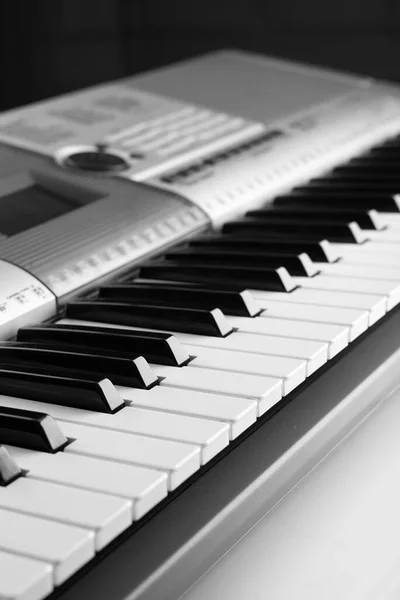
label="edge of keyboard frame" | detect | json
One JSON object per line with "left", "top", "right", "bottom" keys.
{"left": 50, "top": 305, "right": 400, "bottom": 600}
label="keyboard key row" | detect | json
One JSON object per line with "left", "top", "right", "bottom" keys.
{"left": 0, "top": 395, "right": 229, "bottom": 466}
{"left": 58, "top": 318, "right": 329, "bottom": 377}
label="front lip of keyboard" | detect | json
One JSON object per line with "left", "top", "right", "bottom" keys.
{"left": 48, "top": 301, "right": 400, "bottom": 600}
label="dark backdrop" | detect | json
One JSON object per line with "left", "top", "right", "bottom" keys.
{"left": 1, "top": 0, "right": 400, "bottom": 111}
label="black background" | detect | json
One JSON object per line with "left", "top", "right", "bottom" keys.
{"left": 1, "top": 0, "right": 400, "bottom": 111}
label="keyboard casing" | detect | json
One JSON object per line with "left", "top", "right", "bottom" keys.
{"left": 1, "top": 50, "right": 400, "bottom": 600}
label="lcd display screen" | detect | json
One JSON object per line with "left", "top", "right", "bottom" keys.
{"left": 0, "top": 183, "right": 97, "bottom": 236}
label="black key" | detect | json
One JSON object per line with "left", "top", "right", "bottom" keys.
{"left": 0, "top": 406, "right": 68, "bottom": 453}
{"left": 334, "top": 163, "right": 400, "bottom": 176}
{"left": 299, "top": 180, "right": 400, "bottom": 193}
{"left": 366, "top": 147, "right": 400, "bottom": 157}
{"left": 351, "top": 153, "right": 400, "bottom": 163}
{"left": 18, "top": 325, "right": 189, "bottom": 367}
{"left": 163, "top": 248, "right": 318, "bottom": 276}
{"left": 349, "top": 156, "right": 400, "bottom": 165}
{"left": 360, "top": 157, "right": 400, "bottom": 165}
{"left": 188, "top": 235, "right": 338, "bottom": 262}
{"left": 249, "top": 207, "right": 384, "bottom": 230}
{"left": 0, "top": 446, "right": 22, "bottom": 485}
{"left": 0, "top": 344, "right": 158, "bottom": 389}
{"left": 99, "top": 283, "right": 261, "bottom": 317}
{"left": 140, "top": 261, "right": 295, "bottom": 292}
{"left": 275, "top": 190, "right": 400, "bottom": 212}
{"left": 380, "top": 138, "right": 400, "bottom": 148}
{"left": 0, "top": 369, "right": 122, "bottom": 413}
{"left": 66, "top": 301, "right": 233, "bottom": 337}
{"left": 222, "top": 218, "right": 365, "bottom": 243}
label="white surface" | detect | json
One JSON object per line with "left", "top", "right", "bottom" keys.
{"left": 174, "top": 331, "right": 328, "bottom": 376}
{"left": 339, "top": 252, "right": 400, "bottom": 266}
{"left": 0, "top": 550, "right": 53, "bottom": 600}
{"left": 258, "top": 300, "right": 369, "bottom": 341}
{"left": 252, "top": 288, "right": 387, "bottom": 325}
{"left": 119, "top": 386, "right": 257, "bottom": 440}
{"left": 0, "top": 396, "right": 229, "bottom": 466}
{"left": 6, "top": 445, "right": 168, "bottom": 520}
{"left": 366, "top": 230, "right": 400, "bottom": 243}
{"left": 62, "top": 421, "right": 200, "bottom": 491}
{"left": 228, "top": 315, "right": 349, "bottom": 359}
{"left": 0, "top": 508, "right": 94, "bottom": 585}
{"left": 154, "top": 365, "right": 283, "bottom": 417}
{"left": 318, "top": 262, "right": 400, "bottom": 281}
{"left": 187, "top": 345, "right": 306, "bottom": 395}
{"left": 182, "top": 384, "right": 400, "bottom": 600}
{"left": 0, "top": 478, "right": 131, "bottom": 551}
{"left": 334, "top": 242, "right": 400, "bottom": 261}
{"left": 0, "top": 260, "right": 56, "bottom": 342}
{"left": 385, "top": 222, "right": 400, "bottom": 231}
{"left": 293, "top": 274, "right": 400, "bottom": 308}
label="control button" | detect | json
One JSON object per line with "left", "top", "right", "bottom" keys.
{"left": 129, "top": 152, "right": 145, "bottom": 160}
{"left": 63, "top": 146, "right": 130, "bottom": 172}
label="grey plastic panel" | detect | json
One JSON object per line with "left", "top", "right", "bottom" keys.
{"left": 0, "top": 144, "right": 209, "bottom": 300}
{"left": 132, "top": 49, "right": 368, "bottom": 125}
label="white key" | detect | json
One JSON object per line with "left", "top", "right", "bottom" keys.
{"left": 293, "top": 275, "right": 400, "bottom": 310}
{"left": 57, "top": 319, "right": 328, "bottom": 377}
{"left": 186, "top": 344, "right": 306, "bottom": 395}
{"left": 365, "top": 230, "right": 400, "bottom": 243}
{"left": 176, "top": 332, "right": 328, "bottom": 377}
{"left": 251, "top": 289, "right": 386, "bottom": 326}
{"left": 118, "top": 386, "right": 256, "bottom": 440}
{"left": 334, "top": 243, "right": 400, "bottom": 263}
{"left": 0, "top": 396, "right": 228, "bottom": 466}
{"left": 334, "top": 250, "right": 400, "bottom": 268}
{"left": 6, "top": 445, "right": 167, "bottom": 520}
{"left": 317, "top": 261, "right": 400, "bottom": 280}
{"left": 383, "top": 223, "right": 400, "bottom": 232}
{"left": 0, "top": 477, "right": 131, "bottom": 551}
{"left": 256, "top": 299, "right": 368, "bottom": 342}
{"left": 154, "top": 365, "right": 282, "bottom": 417}
{"left": 379, "top": 214, "right": 400, "bottom": 231}
{"left": 123, "top": 407, "right": 229, "bottom": 464}
{"left": 0, "top": 508, "right": 94, "bottom": 585}
{"left": 0, "top": 550, "right": 53, "bottom": 600}
{"left": 227, "top": 316, "right": 349, "bottom": 359}
{"left": 380, "top": 212, "right": 400, "bottom": 223}
{"left": 62, "top": 422, "right": 200, "bottom": 491}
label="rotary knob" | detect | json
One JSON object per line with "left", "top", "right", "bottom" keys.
{"left": 62, "top": 144, "right": 130, "bottom": 173}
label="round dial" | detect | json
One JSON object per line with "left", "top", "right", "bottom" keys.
{"left": 62, "top": 145, "right": 130, "bottom": 173}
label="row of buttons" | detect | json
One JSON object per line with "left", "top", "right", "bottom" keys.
{"left": 105, "top": 107, "right": 196, "bottom": 144}
{"left": 160, "top": 129, "right": 286, "bottom": 184}
{"left": 119, "top": 111, "right": 245, "bottom": 157}
{"left": 137, "top": 114, "right": 231, "bottom": 154}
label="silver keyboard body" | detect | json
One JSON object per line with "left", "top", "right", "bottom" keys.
{"left": 0, "top": 50, "right": 400, "bottom": 600}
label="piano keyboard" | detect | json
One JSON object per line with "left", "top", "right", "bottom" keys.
{"left": 2, "top": 127, "right": 400, "bottom": 600}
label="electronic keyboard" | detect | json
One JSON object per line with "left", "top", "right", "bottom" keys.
{"left": 1, "top": 50, "right": 400, "bottom": 600}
